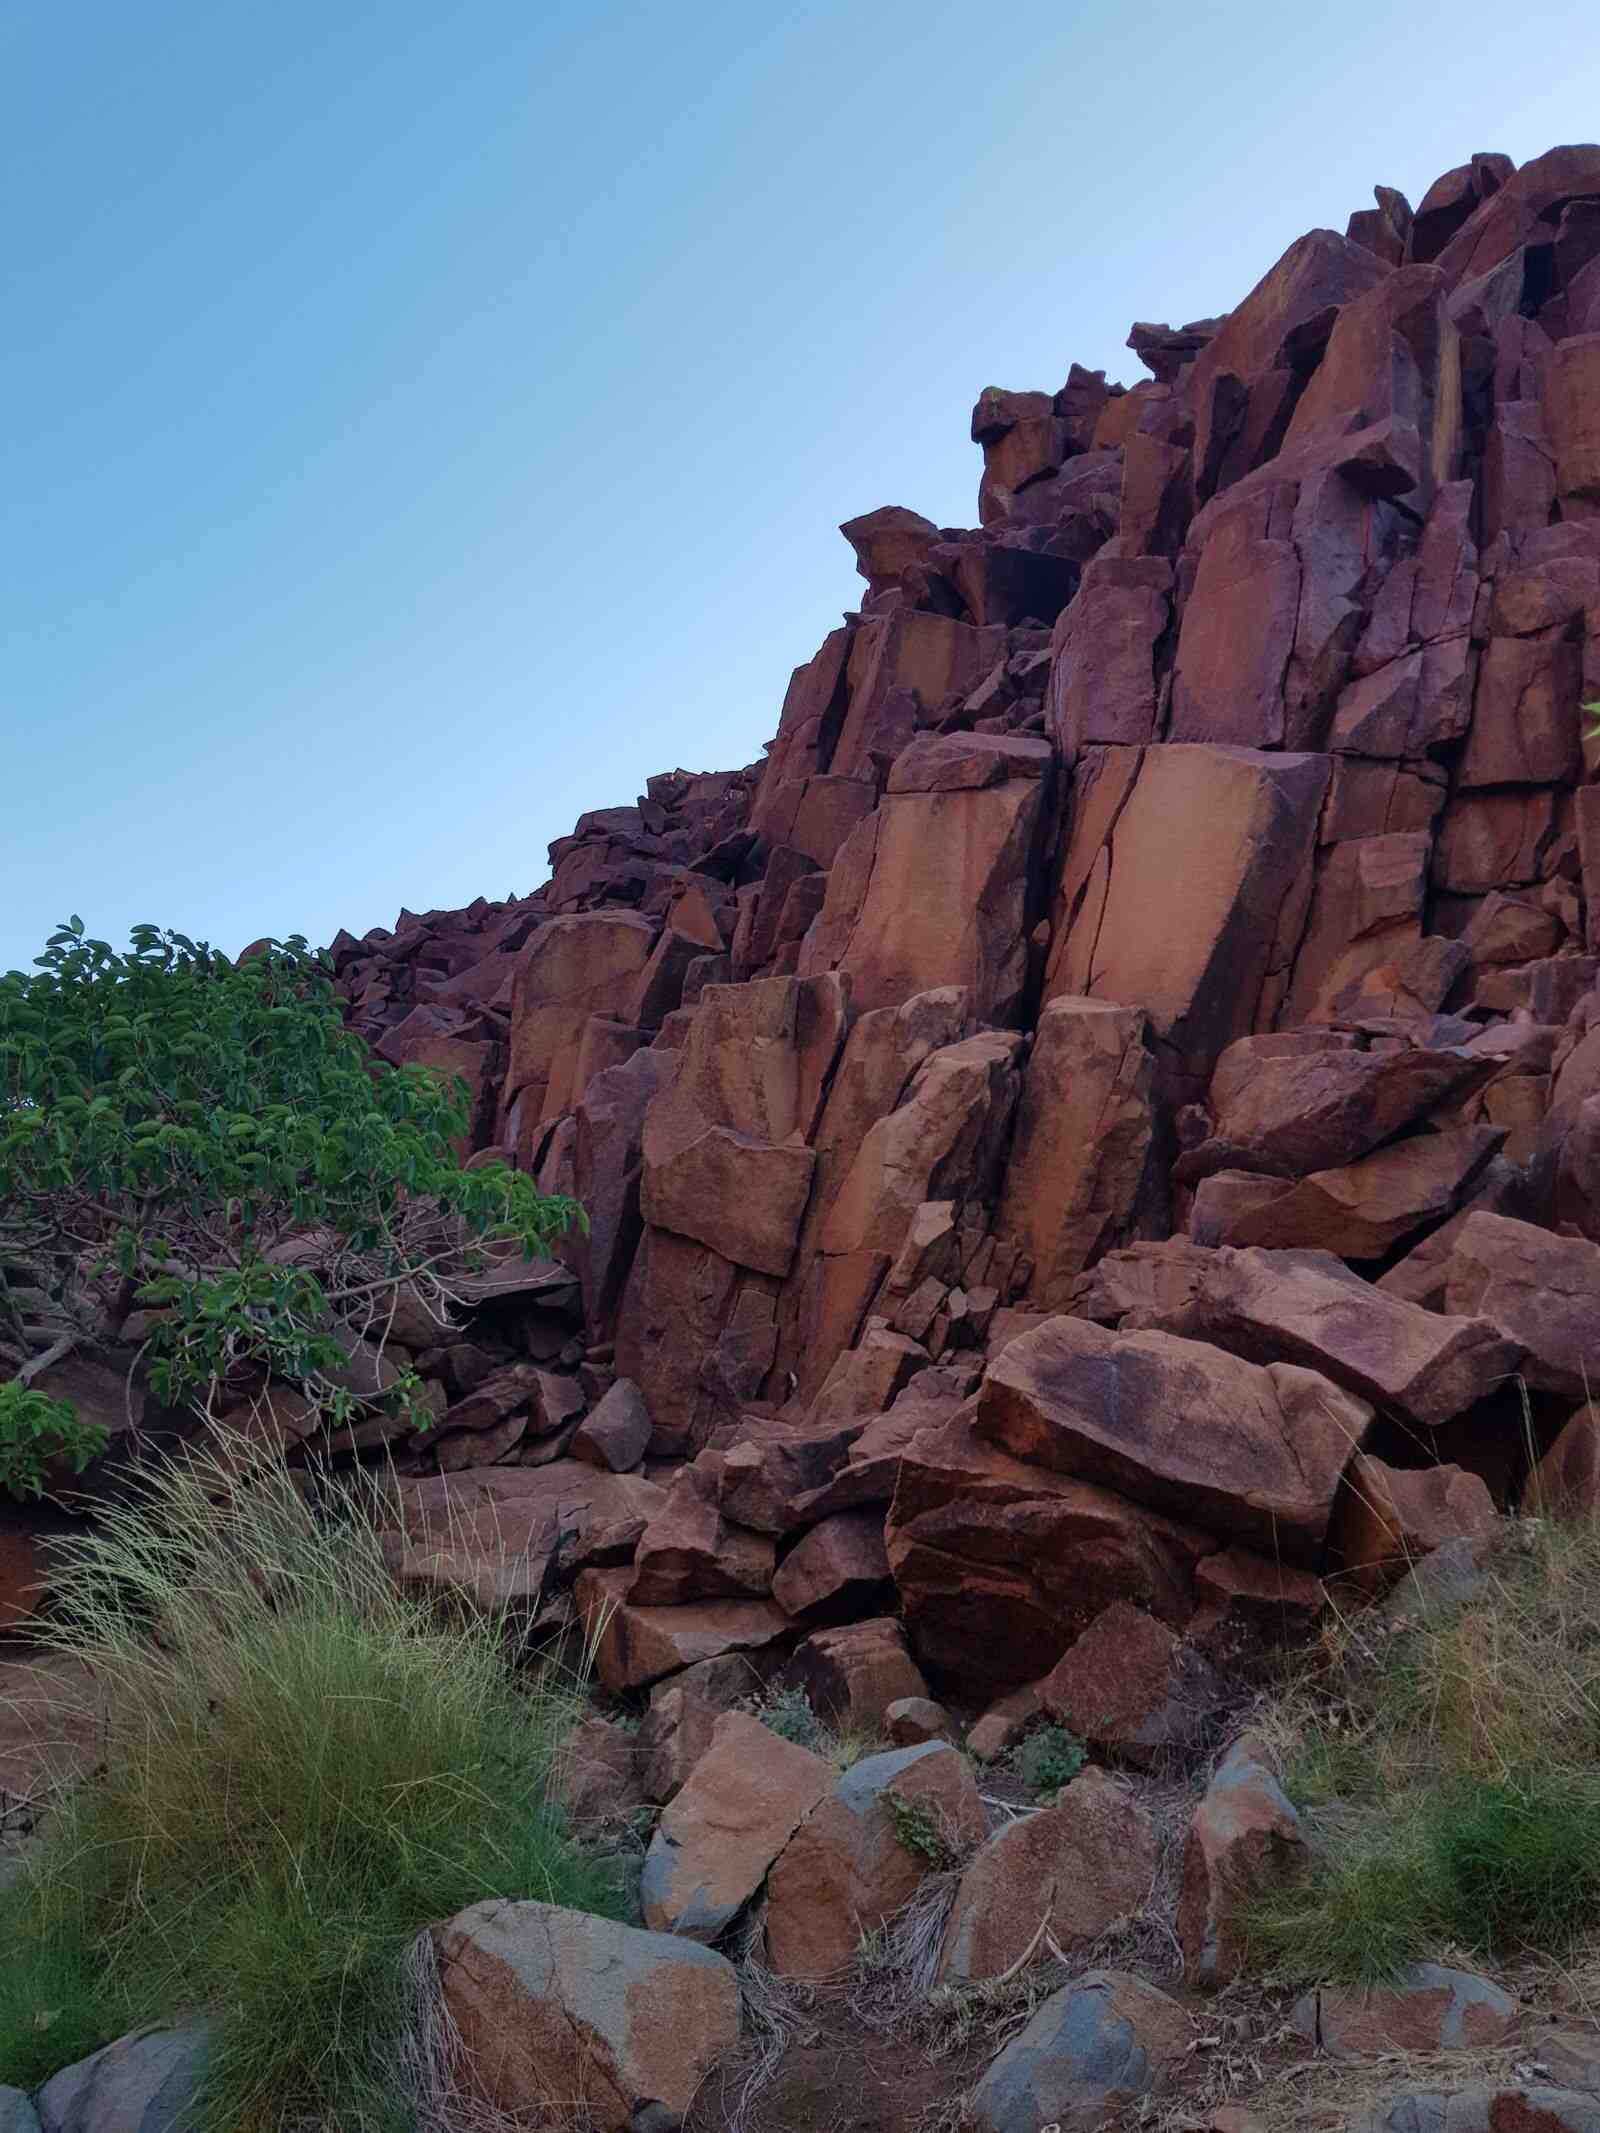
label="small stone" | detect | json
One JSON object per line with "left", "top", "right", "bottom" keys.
{"left": 885, "top": 1696, "right": 954, "bottom": 1745}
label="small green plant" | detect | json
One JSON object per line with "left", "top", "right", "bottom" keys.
{"left": 1585, "top": 696, "right": 1600, "bottom": 746}
{"left": 1012, "top": 1724, "right": 1087, "bottom": 1799}
{"left": 748, "top": 1684, "right": 826, "bottom": 1752}
{"left": 886, "top": 1791, "right": 962, "bottom": 1870}
{"left": 0, "top": 1379, "right": 107, "bottom": 1500}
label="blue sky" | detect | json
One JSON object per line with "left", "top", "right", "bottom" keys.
{"left": 4, "top": 0, "right": 1599, "bottom": 973}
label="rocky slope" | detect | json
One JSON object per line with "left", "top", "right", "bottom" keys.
{"left": 313, "top": 143, "right": 1600, "bottom": 1736}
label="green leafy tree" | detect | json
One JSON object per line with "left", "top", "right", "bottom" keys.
{"left": 0, "top": 918, "right": 578, "bottom": 1477}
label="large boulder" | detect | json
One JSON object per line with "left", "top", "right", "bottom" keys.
{"left": 970, "top": 1969, "right": 1190, "bottom": 2133}
{"left": 392, "top": 1462, "right": 664, "bottom": 1614}
{"left": 1151, "top": 1246, "right": 1525, "bottom": 1431}
{"left": 1041, "top": 1603, "right": 1224, "bottom": 1767}
{"left": 781, "top": 1616, "right": 930, "bottom": 1733}
{"left": 574, "top": 1567, "right": 790, "bottom": 1694}
{"left": 764, "top": 1742, "right": 984, "bottom": 1977}
{"left": 1332, "top": 1454, "right": 1498, "bottom": 1597}
{"left": 502, "top": 911, "right": 658, "bottom": 1146}
{"left": 886, "top": 1407, "right": 1208, "bottom": 1690}
{"left": 939, "top": 1768, "right": 1158, "bottom": 1983}
{"left": 978, "top": 1314, "right": 1371, "bottom": 1561}
{"left": 1292, "top": 1965, "right": 1517, "bottom": 2056}
{"left": 1194, "top": 1128, "right": 1505, "bottom": 1258}
{"left": 640, "top": 1711, "right": 833, "bottom": 1941}
{"left": 433, "top": 1899, "right": 740, "bottom": 2131}
{"left": 639, "top": 975, "right": 847, "bottom": 1278}
{"left": 1182, "top": 1036, "right": 1489, "bottom": 1181}
{"left": 629, "top": 1458, "right": 776, "bottom": 1605}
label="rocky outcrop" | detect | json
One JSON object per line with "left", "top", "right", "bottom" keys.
{"left": 303, "top": 142, "right": 1600, "bottom": 1769}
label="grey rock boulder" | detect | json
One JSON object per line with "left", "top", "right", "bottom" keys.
{"left": 34, "top": 2026, "right": 208, "bottom": 2133}
{"left": 970, "top": 1968, "right": 1189, "bottom": 2133}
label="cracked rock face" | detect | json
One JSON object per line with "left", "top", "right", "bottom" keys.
{"left": 432, "top": 1899, "right": 740, "bottom": 2131}
{"left": 315, "top": 141, "right": 1600, "bottom": 1816}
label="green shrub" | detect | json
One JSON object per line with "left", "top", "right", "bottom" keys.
{"left": 0, "top": 917, "right": 579, "bottom": 1441}
{"left": 1013, "top": 1724, "right": 1087, "bottom": 1799}
{"left": 0, "top": 1380, "right": 107, "bottom": 1501}
{"left": 749, "top": 1684, "right": 825, "bottom": 1751}
{"left": 0, "top": 1440, "right": 616, "bottom": 2128}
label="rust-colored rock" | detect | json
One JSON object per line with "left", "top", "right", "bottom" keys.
{"left": 1441, "top": 1211, "right": 1600, "bottom": 1400}
{"left": 1153, "top": 1245, "right": 1525, "bottom": 1431}
{"left": 781, "top": 1615, "right": 930, "bottom": 1732}
{"left": 764, "top": 1742, "right": 984, "bottom": 1977}
{"left": 1041, "top": 1604, "right": 1223, "bottom": 1767}
{"left": 771, "top": 1510, "right": 891, "bottom": 1624}
{"left": 940, "top": 1767, "right": 1158, "bottom": 1982}
{"left": 630, "top": 1457, "right": 777, "bottom": 1605}
{"left": 979, "top": 1314, "right": 1369, "bottom": 1561}
{"left": 1332, "top": 1453, "right": 1499, "bottom": 1596}
{"left": 887, "top": 1406, "right": 1207, "bottom": 1690}
{"left": 996, "top": 996, "right": 1161, "bottom": 1306}
{"left": 1179, "top": 1734, "right": 1305, "bottom": 1984}
{"left": 640, "top": 1711, "right": 833, "bottom": 1941}
{"left": 575, "top": 1567, "right": 789, "bottom": 1694}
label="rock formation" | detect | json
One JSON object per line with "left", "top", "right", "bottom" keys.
{"left": 320, "top": 143, "right": 1600, "bottom": 1718}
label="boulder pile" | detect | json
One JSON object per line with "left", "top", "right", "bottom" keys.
{"left": 319, "top": 144, "right": 1600, "bottom": 1768}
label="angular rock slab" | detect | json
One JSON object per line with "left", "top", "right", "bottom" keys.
{"left": 1153, "top": 1247, "right": 1525, "bottom": 1432}
{"left": 979, "top": 1313, "right": 1371, "bottom": 1561}
{"left": 640, "top": 1711, "right": 833, "bottom": 1942}
{"left": 1332, "top": 1453, "right": 1498, "bottom": 1597}
{"left": 1045, "top": 743, "right": 1330, "bottom": 1090}
{"left": 886, "top": 1407, "right": 1208, "bottom": 1691}
{"left": 995, "top": 995, "right": 1161, "bottom": 1307}
{"left": 1179, "top": 1734, "right": 1305, "bottom": 1984}
{"left": 1442, "top": 1212, "right": 1600, "bottom": 1400}
{"left": 970, "top": 1968, "right": 1190, "bottom": 2133}
{"left": 940, "top": 1768, "right": 1158, "bottom": 1983}
{"left": 434, "top": 1899, "right": 740, "bottom": 2131}
{"left": 764, "top": 1741, "right": 983, "bottom": 1977}
{"left": 575, "top": 1567, "right": 790, "bottom": 1694}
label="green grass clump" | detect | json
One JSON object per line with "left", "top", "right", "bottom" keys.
{"left": 0, "top": 1440, "right": 616, "bottom": 2129}
{"left": 1251, "top": 1514, "right": 1600, "bottom": 1985}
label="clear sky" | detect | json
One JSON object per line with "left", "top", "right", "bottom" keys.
{"left": 5, "top": 1, "right": 1600, "bottom": 974}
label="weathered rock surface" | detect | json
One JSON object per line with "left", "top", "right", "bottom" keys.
{"left": 298, "top": 143, "right": 1600, "bottom": 1847}
{"left": 1179, "top": 1734, "right": 1305, "bottom": 1984}
{"left": 33, "top": 2027, "right": 209, "bottom": 2133}
{"left": 433, "top": 1899, "right": 740, "bottom": 2130}
{"left": 640, "top": 1710, "right": 833, "bottom": 1941}
{"left": 970, "top": 1969, "right": 1190, "bottom": 2133}
{"left": 940, "top": 1768, "right": 1158, "bottom": 1982}
{"left": 979, "top": 1315, "right": 1368, "bottom": 1561}
{"left": 764, "top": 1742, "right": 984, "bottom": 1977}
{"left": 1292, "top": 1965, "right": 1517, "bottom": 2055}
